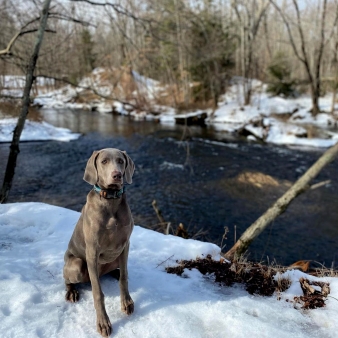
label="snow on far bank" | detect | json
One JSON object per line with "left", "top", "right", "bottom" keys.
{"left": 206, "top": 82, "right": 338, "bottom": 148}
{"left": 0, "top": 75, "right": 55, "bottom": 98}
{"left": 33, "top": 67, "right": 163, "bottom": 113}
{"left": 0, "top": 119, "right": 80, "bottom": 142}
{"left": 29, "top": 69, "right": 338, "bottom": 148}
{"left": 0, "top": 202, "right": 338, "bottom": 338}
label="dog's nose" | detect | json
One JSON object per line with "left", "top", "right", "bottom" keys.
{"left": 112, "top": 171, "right": 122, "bottom": 181}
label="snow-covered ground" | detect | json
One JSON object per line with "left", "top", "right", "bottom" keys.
{"left": 0, "top": 119, "right": 80, "bottom": 142}
{"left": 0, "top": 75, "right": 55, "bottom": 98}
{"left": 0, "top": 202, "right": 337, "bottom": 338}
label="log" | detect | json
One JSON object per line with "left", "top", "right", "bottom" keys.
{"left": 224, "top": 141, "right": 338, "bottom": 260}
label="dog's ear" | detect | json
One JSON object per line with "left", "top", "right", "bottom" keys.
{"left": 83, "top": 150, "right": 100, "bottom": 185}
{"left": 122, "top": 151, "right": 135, "bottom": 184}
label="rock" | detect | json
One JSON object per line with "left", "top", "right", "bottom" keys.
{"left": 175, "top": 112, "right": 207, "bottom": 126}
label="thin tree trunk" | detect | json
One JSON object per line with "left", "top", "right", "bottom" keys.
{"left": 312, "top": 86, "right": 320, "bottom": 116}
{"left": 331, "top": 86, "right": 337, "bottom": 114}
{"left": 0, "top": 0, "right": 52, "bottom": 204}
{"left": 224, "top": 141, "right": 338, "bottom": 260}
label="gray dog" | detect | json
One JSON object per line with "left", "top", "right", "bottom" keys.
{"left": 63, "top": 148, "right": 135, "bottom": 337}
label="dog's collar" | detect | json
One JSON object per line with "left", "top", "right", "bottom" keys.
{"left": 93, "top": 184, "right": 125, "bottom": 199}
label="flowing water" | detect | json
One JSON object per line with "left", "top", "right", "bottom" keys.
{"left": 1, "top": 107, "right": 338, "bottom": 267}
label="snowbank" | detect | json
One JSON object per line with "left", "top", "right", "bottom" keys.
{"left": 0, "top": 119, "right": 80, "bottom": 142}
{"left": 31, "top": 70, "right": 338, "bottom": 149}
{"left": 206, "top": 83, "right": 338, "bottom": 148}
{"left": 0, "top": 202, "right": 337, "bottom": 338}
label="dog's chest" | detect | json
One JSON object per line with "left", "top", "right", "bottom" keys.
{"left": 99, "top": 216, "right": 131, "bottom": 245}
{"left": 106, "top": 217, "right": 118, "bottom": 230}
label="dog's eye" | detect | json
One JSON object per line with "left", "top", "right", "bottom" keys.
{"left": 101, "top": 159, "right": 108, "bottom": 165}
{"left": 118, "top": 158, "right": 124, "bottom": 164}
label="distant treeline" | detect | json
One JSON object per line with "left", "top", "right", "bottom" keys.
{"left": 0, "top": 0, "right": 337, "bottom": 114}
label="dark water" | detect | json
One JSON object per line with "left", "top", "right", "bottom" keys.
{"left": 1, "top": 108, "right": 338, "bottom": 267}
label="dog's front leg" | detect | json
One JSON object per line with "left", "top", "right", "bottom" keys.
{"left": 119, "top": 241, "right": 134, "bottom": 315}
{"left": 87, "top": 249, "right": 112, "bottom": 337}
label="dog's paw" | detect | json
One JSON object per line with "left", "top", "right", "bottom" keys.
{"left": 65, "top": 289, "right": 79, "bottom": 303}
{"left": 121, "top": 295, "right": 134, "bottom": 315}
{"left": 97, "top": 313, "right": 112, "bottom": 337}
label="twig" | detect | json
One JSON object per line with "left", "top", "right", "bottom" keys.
{"left": 327, "top": 295, "right": 338, "bottom": 302}
{"left": 152, "top": 199, "right": 167, "bottom": 234}
{"left": 220, "top": 226, "right": 229, "bottom": 252}
{"left": 156, "top": 254, "right": 174, "bottom": 268}
{"left": 310, "top": 180, "right": 331, "bottom": 190}
{"left": 47, "top": 270, "right": 55, "bottom": 279}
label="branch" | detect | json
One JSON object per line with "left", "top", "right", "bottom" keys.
{"left": 315, "top": 0, "right": 328, "bottom": 80}
{"left": 69, "top": 0, "right": 154, "bottom": 27}
{"left": 269, "top": 0, "right": 306, "bottom": 64}
{"left": 48, "top": 12, "right": 95, "bottom": 27}
{"left": 292, "top": 0, "right": 311, "bottom": 69}
{"left": 225, "top": 141, "right": 338, "bottom": 260}
{"left": 0, "top": 28, "right": 55, "bottom": 57}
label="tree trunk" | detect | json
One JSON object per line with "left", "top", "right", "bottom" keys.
{"left": 311, "top": 86, "right": 320, "bottom": 116}
{"left": 224, "top": 141, "right": 338, "bottom": 261}
{"left": 308, "top": 78, "right": 320, "bottom": 116}
{"left": 0, "top": 0, "right": 52, "bottom": 204}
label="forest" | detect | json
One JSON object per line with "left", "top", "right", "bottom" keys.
{"left": 1, "top": 0, "right": 338, "bottom": 116}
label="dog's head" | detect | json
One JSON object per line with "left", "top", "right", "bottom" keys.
{"left": 83, "top": 148, "right": 135, "bottom": 189}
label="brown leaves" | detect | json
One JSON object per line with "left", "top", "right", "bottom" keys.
{"left": 166, "top": 257, "right": 332, "bottom": 310}
{"left": 293, "top": 278, "right": 330, "bottom": 309}
{"left": 288, "top": 260, "right": 310, "bottom": 272}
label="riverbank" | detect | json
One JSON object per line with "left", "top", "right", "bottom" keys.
{"left": 27, "top": 68, "right": 338, "bottom": 149}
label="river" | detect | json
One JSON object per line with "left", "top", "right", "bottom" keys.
{"left": 1, "top": 108, "right": 337, "bottom": 267}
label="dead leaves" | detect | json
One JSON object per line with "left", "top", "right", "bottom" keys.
{"left": 288, "top": 260, "right": 310, "bottom": 272}
{"left": 166, "top": 257, "right": 332, "bottom": 310}
{"left": 293, "top": 278, "right": 330, "bottom": 310}
{"left": 166, "top": 256, "right": 278, "bottom": 297}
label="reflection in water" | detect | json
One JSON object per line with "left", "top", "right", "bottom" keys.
{"left": 0, "top": 107, "right": 337, "bottom": 267}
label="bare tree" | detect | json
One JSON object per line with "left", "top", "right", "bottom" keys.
{"left": 232, "top": 0, "right": 270, "bottom": 105}
{"left": 0, "top": 0, "right": 52, "bottom": 203}
{"left": 270, "top": 0, "right": 338, "bottom": 116}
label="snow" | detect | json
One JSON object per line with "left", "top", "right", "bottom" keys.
{"left": 0, "top": 202, "right": 338, "bottom": 338}
{"left": 0, "top": 119, "right": 80, "bottom": 142}
{"left": 2, "top": 68, "right": 337, "bottom": 149}
{"left": 203, "top": 84, "right": 338, "bottom": 148}
{"left": 160, "top": 161, "right": 185, "bottom": 170}
{"left": 0, "top": 76, "right": 55, "bottom": 98}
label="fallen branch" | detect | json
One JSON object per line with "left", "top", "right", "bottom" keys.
{"left": 225, "top": 142, "right": 338, "bottom": 260}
